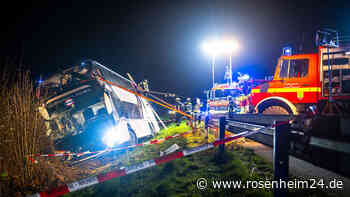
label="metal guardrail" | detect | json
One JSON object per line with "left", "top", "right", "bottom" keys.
{"left": 213, "top": 114, "right": 350, "bottom": 179}
{"left": 207, "top": 115, "right": 291, "bottom": 197}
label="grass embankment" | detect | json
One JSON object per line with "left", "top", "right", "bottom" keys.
{"left": 67, "top": 122, "right": 330, "bottom": 197}
{"left": 0, "top": 65, "right": 84, "bottom": 197}
{"left": 154, "top": 122, "right": 192, "bottom": 139}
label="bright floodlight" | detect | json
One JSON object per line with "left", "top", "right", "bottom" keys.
{"left": 222, "top": 39, "right": 239, "bottom": 53}
{"left": 202, "top": 39, "right": 221, "bottom": 55}
{"left": 201, "top": 39, "right": 239, "bottom": 55}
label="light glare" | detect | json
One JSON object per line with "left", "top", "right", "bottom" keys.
{"left": 102, "top": 120, "right": 130, "bottom": 147}
{"left": 202, "top": 39, "right": 239, "bottom": 55}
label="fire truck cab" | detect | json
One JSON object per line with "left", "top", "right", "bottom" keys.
{"left": 207, "top": 83, "right": 242, "bottom": 114}
{"left": 248, "top": 46, "right": 350, "bottom": 115}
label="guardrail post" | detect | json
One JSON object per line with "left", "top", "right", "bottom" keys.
{"left": 219, "top": 117, "right": 226, "bottom": 155}
{"left": 273, "top": 121, "right": 290, "bottom": 197}
{"left": 205, "top": 114, "right": 209, "bottom": 141}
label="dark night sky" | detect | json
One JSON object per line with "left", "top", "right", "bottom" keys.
{"left": 1, "top": 0, "right": 349, "bottom": 98}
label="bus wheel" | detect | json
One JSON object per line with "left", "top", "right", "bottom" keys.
{"left": 262, "top": 106, "right": 289, "bottom": 115}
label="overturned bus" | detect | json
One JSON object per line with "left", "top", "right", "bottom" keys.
{"left": 37, "top": 60, "right": 161, "bottom": 151}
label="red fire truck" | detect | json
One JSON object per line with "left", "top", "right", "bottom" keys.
{"left": 236, "top": 32, "right": 350, "bottom": 116}
{"left": 227, "top": 31, "right": 350, "bottom": 179}
{"left": 207, "top": 83, "right": 242, "bottom": 114}
{"left": 207, "top": 73, "right": 266, "bottom": 114}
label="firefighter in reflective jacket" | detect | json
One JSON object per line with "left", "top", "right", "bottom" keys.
{"left": 228, "top": 96, "right": 234, "bottom": 114}
{"left": 193, "top": 98, "right": 202, "bottom": 128}
{"left": 175, "top": 97, "right": 185, "bottom": 126}
{"left": 185, "top": 98, "right": 192, "bottom": 114}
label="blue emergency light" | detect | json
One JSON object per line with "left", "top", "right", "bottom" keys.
{"left": 283, "top": 47, "right": 292, "bottom": 56}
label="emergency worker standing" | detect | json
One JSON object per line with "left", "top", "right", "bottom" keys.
{"left": 193, "top": 98, "right": 202, "bottom": 128}
{"left": 228, "top": 96, "right": 234, "bottom": 114}
{"left": 185, "top": 98, "right": 192, "bottom": 114}
{"left": 175, "top": 97, "right": 185, "bottom": 126}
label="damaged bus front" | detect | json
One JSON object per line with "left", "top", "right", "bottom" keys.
{"left": 37, "top": 60, "right": 160, "bottom": 151}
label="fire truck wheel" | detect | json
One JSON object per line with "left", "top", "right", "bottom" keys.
{"left": 262, "top": 106, "right": 289, "bottom": 115}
